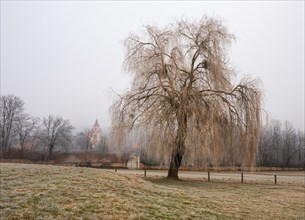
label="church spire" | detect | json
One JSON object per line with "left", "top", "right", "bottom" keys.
{"left": 90, "top": 119, "right": 102, "bottom": 148}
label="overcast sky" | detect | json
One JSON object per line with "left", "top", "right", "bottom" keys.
{"left": 1, "top": 1, "right": 304, "bottom": 132}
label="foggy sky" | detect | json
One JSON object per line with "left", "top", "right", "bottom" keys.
{"left": 1, "top": 1, "right": 304, "bottom": 132}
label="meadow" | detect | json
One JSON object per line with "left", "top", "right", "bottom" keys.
{"left": 0, "top": 163, "right": 304, "bottom": 219}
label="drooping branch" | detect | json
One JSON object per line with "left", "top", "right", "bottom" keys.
{"left": 110, "top": 16, "right": 262, "bottom": 178}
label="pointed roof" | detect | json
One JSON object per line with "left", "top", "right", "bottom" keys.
{"left": 94, "top": 119, "right": 99, "bottom": 127}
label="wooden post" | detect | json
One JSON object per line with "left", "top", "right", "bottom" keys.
{"left": 241, "top": 173, "right": 243, "bottom": 183}
{"left": 208, "top": 171, "right": 210, "bottom": 181}
{"left": 137, "top": 156, "right": 140, "bottom": 169}
{"left": 144, "top": 169, "right": 146, "bottom": 178}
{"left": 274, "top": 175, "right": 277, "bottom": 184}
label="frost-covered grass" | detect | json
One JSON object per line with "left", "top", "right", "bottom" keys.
{"left": 0, "top": 163, "right": 304, "bottom": 219}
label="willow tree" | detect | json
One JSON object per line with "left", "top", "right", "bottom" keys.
{"left": 111, "top": 16, "right": 262, "bottom": 179}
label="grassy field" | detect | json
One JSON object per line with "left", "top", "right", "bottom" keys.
{"left": 0, "top": 163, "right": 304, "bottom": 219}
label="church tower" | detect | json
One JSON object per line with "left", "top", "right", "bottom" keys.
{"left": 89, "top": 119, "right": 102, "bottom": 148}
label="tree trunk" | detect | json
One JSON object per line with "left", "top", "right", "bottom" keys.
{"left": 47, "top": 145, "right": 54, "bottom": 161}
{"left": 20, "top": 138, "right": 25, "bottom": 159}
{"left": 167, "top": 147, "right": 183, "bottom": 179}
{"left": 167, "top": 118, "right": 187, "bottom": 179}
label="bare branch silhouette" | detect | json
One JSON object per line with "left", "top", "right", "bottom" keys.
{"left": 110, "top": 16, "right": 262, "bottom": 179}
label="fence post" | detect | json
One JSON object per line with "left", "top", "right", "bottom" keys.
{"left": 208, "top": 171, "right": 210, "bottom": 181}
{"left": 144, "top": 169, "right": 146, "bottom": 178}
{"left": 274, "top": 175, "right": 277, "bottom": 184}
{"left": 241, "top": 173, "right": 243, "bottom": 183}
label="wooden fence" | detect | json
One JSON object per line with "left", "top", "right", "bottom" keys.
{"left": 112, "top": 169, "right": 304, "bottom": 185}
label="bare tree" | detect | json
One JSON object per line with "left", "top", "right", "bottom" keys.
{"left": 120, "top": 147, "right": 133, "bottom": 166}
{"left": 258, "top": 120, "right": 283, "bottom": 166}
{"left": 26, "top": 127, "right": 44, "bottom": 160}
{"left": 258, "top": 119, "right": 304, "bottom": 168}
{"left": 296, "top": 130, "right": 305, "bottom": 168}
{"left": 258, "top": 125, "right": 273, "bottom": 166}
{"left": 75, "top": 129, "right": 92, "bottom": 152}
{"left": 14, "top": 113, "right": 39, "bottom": 157}
{"left": 39, "top": 115, "right": 73, "bottom": 160}
{"left": 97, "top": 135, "right": 109, "bottom": 153}
{"left": 270, "top": 120, "right": 283, "bottom": 165}
{"left": 282, "top": 121, "right": 298, "bottom": 167}
{"left": 0, "top": 95, "right": 24, "bottom": 151}
{"left": 75, "top": 129, "right": 92, "bottom": 164}
{"left": 110, "top": 16, "right": 262, "bottom": 179}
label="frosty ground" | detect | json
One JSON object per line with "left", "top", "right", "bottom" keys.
{"left": 0, "top": 163, "right": 304, "bottom": 219}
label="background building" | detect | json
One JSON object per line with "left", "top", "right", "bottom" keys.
{"left": 89, "top": 119, "right": 101, "bottom": 149}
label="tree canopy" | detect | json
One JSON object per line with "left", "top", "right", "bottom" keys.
{"left": 0, "top": 95, "right": 24, "bottom": 151}
{"left": 111, "top": 16, "right": 262, "bottom": 179}
{"left": 39, "top": 115, "right": 73, "bottom": 160}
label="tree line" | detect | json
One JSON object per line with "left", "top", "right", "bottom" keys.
{"left": 0, "top": 95, "right": 73, "bottom": 160}
{"left": 258, "top": 120, "right": 304, "bottom": 168}
{"left": 1, "top": 94, "right": 304, "bottom": 168}
{"left": 113, "top": 120, "right": 305, "bottom": 169}
{"left": 0, "top": 94, "right": 108, "bottom": 161}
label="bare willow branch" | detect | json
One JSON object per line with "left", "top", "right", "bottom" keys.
{"left": 110, "top": 16, "right": 262, "bottom": 178}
